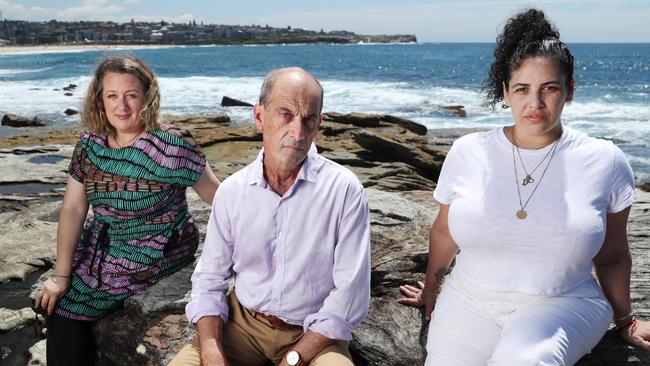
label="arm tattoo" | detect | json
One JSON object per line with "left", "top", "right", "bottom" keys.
{"left": 434, "top": 267, "right": 447, "bottom": 286}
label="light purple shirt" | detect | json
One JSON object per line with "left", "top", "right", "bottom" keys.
{"left": 185, "top": 145, "right": 371, "bottom": 341}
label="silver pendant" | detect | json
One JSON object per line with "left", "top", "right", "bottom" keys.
{"left": 516, "top": 209, "right": 527, "bottom": 220}
{"left": 522, "top": 175, "right": 534, "bottom": 186}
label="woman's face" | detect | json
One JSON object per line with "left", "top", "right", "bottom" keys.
{"left": 101, "top": 72, "right": 146, "bottom": 135}
{"left": 503, "top": 57, "right": 573, "bottom": 139}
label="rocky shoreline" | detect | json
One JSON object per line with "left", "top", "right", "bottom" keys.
{"left": 0, "top": 113, "right": 648, "bottom": 365}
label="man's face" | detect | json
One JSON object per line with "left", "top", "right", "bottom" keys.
{"left": 254, "top": 71, "right": 322, "bottom": 171}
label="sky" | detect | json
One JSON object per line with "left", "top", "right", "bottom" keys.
{"left": 0, "top": 0, "right": 648, "bottom": 42}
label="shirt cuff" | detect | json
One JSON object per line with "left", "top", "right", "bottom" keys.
{"left": 185, "top": 295, "right": 229, "bottom": 325}
{"left": 303, "top": 312, "right": 353, "bottom": 341}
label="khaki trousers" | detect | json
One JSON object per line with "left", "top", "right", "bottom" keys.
{"left": 169, "top": 293, "right": 353, "bottom": 366}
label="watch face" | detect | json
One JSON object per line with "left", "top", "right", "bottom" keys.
{"left": 287, "top": 350, "right": 300, "bottom": 365}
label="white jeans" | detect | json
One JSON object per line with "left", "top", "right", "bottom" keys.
{"left": 425, "top": 272, "right": 613, "bottom": 366}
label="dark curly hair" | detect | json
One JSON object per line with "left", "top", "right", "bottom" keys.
{"left": 482, "top": 9, "right": 574, "bottom": 110}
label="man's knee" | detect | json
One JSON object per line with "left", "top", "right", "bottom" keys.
{"left": 309, "top": 341, "right": 353, "bottom": 366}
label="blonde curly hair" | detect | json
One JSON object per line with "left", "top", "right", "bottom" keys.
{"left": 81, "top": 55, "right": 161, "bottom": 135}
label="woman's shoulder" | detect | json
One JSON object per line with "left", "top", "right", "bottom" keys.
{"left": 74, "top": 130, "right": 104, "bottom": 147}
{"left": 562, "top": 126, "right": 619, "bottom": 155}
{"left": 153, "top": 123, "right": 201, "bottom": 150}
{"left": 449, "top": 128, "right": 498, "bottom": 152}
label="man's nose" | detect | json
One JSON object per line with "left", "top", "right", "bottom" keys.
{"left": 290, "top": 117, "right": 307, "bottom": 140}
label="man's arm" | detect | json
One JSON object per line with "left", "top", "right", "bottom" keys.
{"left": 292, "top": 186, "right": 371, "bottom": 364}
{"left": 185, "top": 181, "right": 237, "bottom": 362}
{"left": 196, "top": 316, "right": 230, "bottom": 365}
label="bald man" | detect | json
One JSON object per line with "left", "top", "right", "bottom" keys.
{"left": 170, "top": 68, "right": 371, "bottom": 366}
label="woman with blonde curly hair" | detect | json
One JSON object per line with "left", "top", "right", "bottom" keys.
{"left": 33, "top": 55, "right": 220, "bottom": 365}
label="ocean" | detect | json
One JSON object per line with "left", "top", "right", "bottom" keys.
{"left": 1, "top": 43, "right": 649, "bottom": 182}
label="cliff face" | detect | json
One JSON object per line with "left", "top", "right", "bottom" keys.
{"left": 0, "top": 113, "right": 647, "bottom": 365}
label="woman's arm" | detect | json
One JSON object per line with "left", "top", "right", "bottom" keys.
{"left": 398, "top": 204, "right": 459, "bottom": 319}
{"left": 192, "top": 162, "right": 220, "bottom": 204}
{"left": 594, "top": 206, "right": 650, "bottom": 350}
{"left": 35, "top": 175, "right": 89, "bottom": 315}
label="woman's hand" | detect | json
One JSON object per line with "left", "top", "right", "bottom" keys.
{"left": 34, "top": 276, "right": 70, "bottom": 316}
{"left": 619, "top": 318, "right": 650, "bottom": 351}
{"left": 397, "top": 281, "right": 439, "bottom": 320}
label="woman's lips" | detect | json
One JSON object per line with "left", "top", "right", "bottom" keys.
{"left": 115, "top": 114, "right": 131, "bottom": 120}
{"left": 525, "top": 113, "right": 546, "bottom": 122}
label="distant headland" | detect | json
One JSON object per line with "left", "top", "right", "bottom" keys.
{"left": 0, "top": 19, "right": 417, "bottom": 46}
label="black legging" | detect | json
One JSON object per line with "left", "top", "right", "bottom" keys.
{"left": 46, "top": 313, "right": 96, "bottom": 366}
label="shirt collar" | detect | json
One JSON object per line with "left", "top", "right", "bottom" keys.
{"left": 247, "top": 143, "right": 322, "bottom": 187}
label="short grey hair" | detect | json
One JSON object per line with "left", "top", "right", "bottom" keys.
{"left": 259, "top": 67, "right": 324, "bottom": 112}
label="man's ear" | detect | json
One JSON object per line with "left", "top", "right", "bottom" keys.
{"left": 253, "top": 103, "right": 264, "bottom": 133}
{"left": 566, "top": 77, "right": 575, "bottom": 103}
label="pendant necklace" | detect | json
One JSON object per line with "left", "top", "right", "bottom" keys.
{"left": 513, "top": 133, "right": 558, "bottom": 186}
{"left": 112, "top": 130, "right": 144, "bottom": 148}
{"left": 511, "top": 129, "right": 561, "bottom": 220}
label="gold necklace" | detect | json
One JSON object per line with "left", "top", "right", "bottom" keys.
{"left": 113, "top": 130, "right": 143, "bottom": 148}
{"left": 512, "top": 133, "right": 558, "bottom": 186}
{"left": 511, "top": 130, "right": 561, "bottom": 220}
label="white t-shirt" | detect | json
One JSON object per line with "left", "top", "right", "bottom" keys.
{"left": 433, "top": 126, "right": 636, "bottom": 295}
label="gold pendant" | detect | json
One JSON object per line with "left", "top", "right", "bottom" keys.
{"left": 516, "top": 209, "right": 527, "bottom": 220}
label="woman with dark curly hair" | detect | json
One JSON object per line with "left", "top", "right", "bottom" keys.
{"left": 32, "top": 55, "right": 220, "bottom": 365}
{"left": 399, "top": 8, "right": 650, "bottom": 365}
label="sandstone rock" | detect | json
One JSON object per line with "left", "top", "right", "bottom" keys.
{"left": 62, "top": 83, "right": 77, "bottom": 91}
{"left": 163, "top": 113, "right": 230, "bottom": 124}
{"left": 221, "top": 96, "right": 253, "bottom": 107}
{"left": 64, "top": 108, "right": 79, "bottom": 115}
{"left": 440, "top": 104, "right": 466, "bottom": 117}
{"left": 27, "top": 339, "right": 46, "bottom": 366}
{"left": 32, "top": 115, "right": 48, "bottom": 126}
{"left": 352, "top": 130, "right": 443, "bottom": 180}
{"left": 639, "top": 182, "right": 650, "bottom": 192}
{"left": 323, "top": 112, "right": 428, "bottom": 135}
{"left": 0, "top": 307, "right": 34, "bottom": 331}
{"left": 1, "top": 113, "right": 46, "bottom": 127}
{"left": 64, "top": 92, "right": 73, "bottom": 96}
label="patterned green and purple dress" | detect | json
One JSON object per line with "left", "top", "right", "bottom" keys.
{"left": 55, "top": 125, "right": 205, "bottom": 321}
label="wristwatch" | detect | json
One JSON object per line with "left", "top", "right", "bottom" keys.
{"left": 286, "top": 350, "right": 304, "bottom": 366}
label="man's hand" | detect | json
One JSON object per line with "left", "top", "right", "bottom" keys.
{"left": 397, "top": 281, "right": 439, "bottom": 320}
{"left": 281, "top": 331, "right": 335, "bottom": 365}
{"left": 619, "top": 319, "right": 650, "bottom": 351}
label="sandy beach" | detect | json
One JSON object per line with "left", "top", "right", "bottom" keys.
{"left": 0, "top": 43, "right": 177, "bottom": 55}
